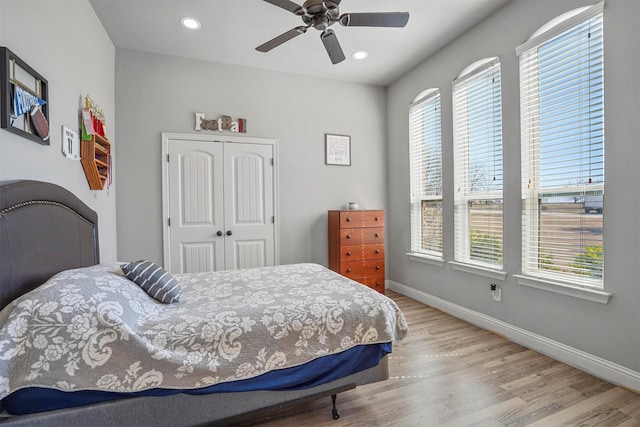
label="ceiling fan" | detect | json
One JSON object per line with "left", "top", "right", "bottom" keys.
{"left": 256, "top": 0, "right": 410, "bottom": 64}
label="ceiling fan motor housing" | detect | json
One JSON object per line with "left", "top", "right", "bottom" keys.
{"left": 302, "top": 0, "right": 340, "bottom": 30}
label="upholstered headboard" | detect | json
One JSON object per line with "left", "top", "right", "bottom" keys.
{"left": 0, "top": 180, "right": 99, "bottom": 310}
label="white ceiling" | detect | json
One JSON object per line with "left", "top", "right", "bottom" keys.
{"left": 90, "top": 0, "right": 511, "bottom": 87}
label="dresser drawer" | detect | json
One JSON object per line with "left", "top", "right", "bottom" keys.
{"left": 340, "top": 260, "right": 384, "bottom": 278}
{"left": 339, "top": 211, "right": 365, "bottom": 228}
{"left": 339, "top": 243, "right": 384, "bottom": 261}
{"left": 359, "top": 275, "right": 385, "bottom": 292}
{"left": 339, "top": 210, "right": 384, "bottom": 228}
{"left": 339, "top": 228, "right": 384, "bottom": 245}
{"left": 363, "top": 211, "right": 384, "bottom": 228}
{"left": 363, "top": 243, "right": 384, "bottom": 259}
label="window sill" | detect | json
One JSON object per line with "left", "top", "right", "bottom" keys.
{"left": 514, "top": 274, "right": 612, "bottom": 304}
{"left": 406, "top": 253, "right": 445, "bottom": 267}
{"left": 449, "top": 261, "right": 507, "bottom": 280}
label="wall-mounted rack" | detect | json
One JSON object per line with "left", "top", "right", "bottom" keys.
{"left": 81, "top": 132, "right": 111, "bottom": 190}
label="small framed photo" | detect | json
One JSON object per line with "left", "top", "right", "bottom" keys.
{"left": 325, "top": 134, "right": 351, "bottom": 166}
{"left": 61, "top": 126, "right": 80, "bottom": 161}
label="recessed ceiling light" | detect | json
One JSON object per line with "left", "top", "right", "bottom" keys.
{"left": 352, "top": 51, "right": 369, "bottom": 60}
{"left": 181, "top": 17, "right": 201, "bottom": 30}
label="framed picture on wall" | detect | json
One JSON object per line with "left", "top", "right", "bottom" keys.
{"left": 325, "top": 134, "right": 351, "bottom": 166}
{"left": 0, "top": 47, "right": 50, "bottom": 145}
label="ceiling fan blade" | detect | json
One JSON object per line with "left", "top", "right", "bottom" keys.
{"left": 320, "top": 29, "right": 345, "bottom": 64}
{"left": 339, "top": 12, "right": 410, "bottom": 27}
{"left": 263, "top": 0, "right": 303, "bottom": 15}
{"left": 256, "top": 26, "right": 307, "bottom": 52}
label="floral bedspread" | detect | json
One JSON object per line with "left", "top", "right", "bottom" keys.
{"left": 0, "top": 263, "right": 407, "bottom": 398}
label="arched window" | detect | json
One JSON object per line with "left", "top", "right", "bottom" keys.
{"left": 452, "top": 57, "right": 503, "bottom": 269}
{"left": 409, "top": 89, "right": 443, "bottom": 257}
{"left": 518, "top": 2, "right": 604, "bottom": 287}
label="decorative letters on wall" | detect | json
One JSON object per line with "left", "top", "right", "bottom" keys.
{"left": 195, "top": 112, "right": 246, "bottom": 133}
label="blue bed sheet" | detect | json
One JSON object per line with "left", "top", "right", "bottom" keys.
{"left": 3, "top": 343, "right": 391, "bottom": 415}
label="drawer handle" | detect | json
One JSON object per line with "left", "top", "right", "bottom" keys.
{"left": 376, "top": 281, "right": 381, "bottom": 286}
{"left": 375, "top": 217, "right": 379, "bottom": 221}
{"left": 346, "top": 251, "right": 352, "bottom": 256}
{"left": 346, "top": 234, "right": 352, "bottom": 239}
{"left": 376, "top": 265, "right": 381, "bottom": 270}
{"left": 375, "top": 233, "right": 380, "bottom": 238}
{"left": 346, "top": 217, "right": 351, "bottom": 222}
{"left": 346, "top": 268, "right": 352, "bottom": 273}
{"left": 375, "top": 249, "right": 381, "bottom": 254}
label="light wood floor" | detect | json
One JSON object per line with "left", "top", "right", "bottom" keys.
{"left": 232, "top": 291, "right": 640, "bottom": 426}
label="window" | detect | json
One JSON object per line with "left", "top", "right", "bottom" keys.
{"left": 518, "top": 3, "right": 604, "bottom": 287}
{"left": 453, "top": 58, "right": 503, "bottom": 268}
{"left": 409, "top": 89, "right": 443, "bottom": 257}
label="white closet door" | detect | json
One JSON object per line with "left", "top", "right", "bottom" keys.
{"left": 165, "top": 136, "right": 276, "bottom": 273}
{"left": 168, "top": 140, "right": 225, "bottom": 273}
{"left": 224, "top": 142, "right": 275, "bottom": 270}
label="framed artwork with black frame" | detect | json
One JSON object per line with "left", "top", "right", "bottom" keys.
{"left": 325, "top": 133, "right": 351, "bottom": 166}
{"left": 0, "top": 47, "right": 50, "bottom": 145}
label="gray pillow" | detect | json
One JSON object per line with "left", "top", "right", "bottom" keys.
{"left": 121, "top": 260, "right": 182, "bottom": 304}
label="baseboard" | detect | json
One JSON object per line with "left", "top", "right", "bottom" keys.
{"left": 388, "top": 280, "right": 640, "bottom": 393}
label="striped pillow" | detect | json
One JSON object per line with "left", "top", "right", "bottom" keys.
{"left": 121, "top": 260, "right": 182, "bottom": 304}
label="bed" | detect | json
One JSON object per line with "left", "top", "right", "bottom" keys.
{"left": 0, "top": 180, "right": 407, "bottom": 426}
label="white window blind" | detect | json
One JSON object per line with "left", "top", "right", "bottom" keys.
{"left": 409, "top": 89, "right": 443, "bottom": 256}
{"left": 519, "top": 3, "right": 604, "bottom": 286}
{"left": 453, "top": 59, "right": 503, "bottom": 268}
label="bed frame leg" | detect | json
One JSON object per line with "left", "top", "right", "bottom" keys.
{"left": 331, "top": 394, "right": 340, "bottom": 420}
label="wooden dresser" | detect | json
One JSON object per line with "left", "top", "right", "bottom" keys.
{"left": 328, "top": 210, "right": 385, "bottom": 293}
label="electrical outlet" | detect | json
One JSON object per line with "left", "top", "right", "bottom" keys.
{"left": 492, "top": 287, "right": 502, "bottom": 302}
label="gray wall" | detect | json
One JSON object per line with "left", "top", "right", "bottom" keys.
{"left": 4, "top": 0, "right": 637, "bottom": 386}
{"left": 0, "top": 0, "right": 117, "bottom": 261}
{"left": 115, "top": 49, "right": 387, "bottom": 266}
{"left": 386, "top": 0, "right": 640, "bottom": 372}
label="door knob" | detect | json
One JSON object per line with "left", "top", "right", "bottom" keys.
{"left": 216, "top": 231, "right": 223, "bottom": 236}
{"left": 226, "top": 230, "right": 233, "bottom": 236}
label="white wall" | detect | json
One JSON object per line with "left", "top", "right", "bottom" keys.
{"left": 114, "top": 49, "right": 387, "bottom": 266}
{"left": 386, "top": 0, "right": 640, "bottom": 375}
{"left": 0, "top": 0, "right": 117, "bottom": 261}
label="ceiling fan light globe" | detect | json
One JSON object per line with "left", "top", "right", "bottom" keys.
{"left": 313, "top": 15, "right": 330, "bottom": 30}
